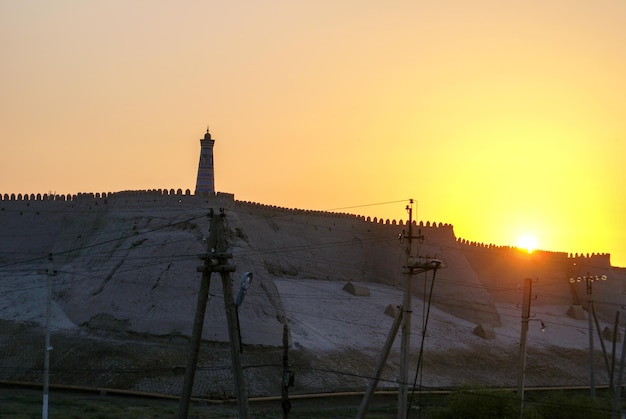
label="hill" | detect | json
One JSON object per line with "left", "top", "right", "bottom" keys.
{"left": 0, "top": 191, "right": 624, "bottom": 398}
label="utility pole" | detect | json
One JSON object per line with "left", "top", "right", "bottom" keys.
{"left": 611, "top": 321, "right": 626, "bottom": 419}
{"left": 587, "top": 277, "right": 596, "bottom": 399}
{"left": 592, "top": 304, "right": 613, "bottom": 387}
{"left": 397, "top": 199, "right": 428, "bottom": 418}
{"left": 517, "top": 278, "right": 533, "bottom": 418}
{"left": 398, "top": 200, "right": 415, "bottom": 419}
{"left": 215, "top": 208, "right": 250, "bottom": 418}
{"left": 42, "top": 253, "right": 57, "bottom": 419}
{"left": 178, "top": 211, "right": 217, "bottom": 419}
{"left": 357, "top": 200, "right": 440, "bottom": 418}
{"left": 357, "top": 306, "right": 403, "bottom": 418}
{"left": 179, "top": 209, "right": 249, "bottom": 419}
{"left": 281, "top": 323, "right": 293, "bottom": 419}
{"left": 609, "top": 312, "right": 619, "bottom": 398}
{"left": 569, "top": 273, "right": 607, "bottom": 399}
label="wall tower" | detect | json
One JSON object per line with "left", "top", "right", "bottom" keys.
{"left": 195, "top": 128, "right": 215, "bottom": 194}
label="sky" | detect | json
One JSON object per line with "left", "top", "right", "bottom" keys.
{"left": 1, "top": 1, "right": 625, "bottom": 266}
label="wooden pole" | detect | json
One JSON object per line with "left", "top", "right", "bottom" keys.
{"left": 178, "top": 265, "right": 211, "bottom": 418}
{"left": 178, "top": 212, "right": 216, "bottom": 419}
{"left": 216, "top": 210, "right": 250, "bottom": 418}
{"left": 357, "top": 306, "right": 403, "bottom": 419}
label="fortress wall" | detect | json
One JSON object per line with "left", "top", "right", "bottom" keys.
{"left": 234, "top": 199, "right": 458, "bottom": 254}
{"left": 235, "top": 199, "right": 456, "bottom": 235}
{"left": 235, "top": 199, "right": 365, "bottom": 222}
{"left": 0, "top": 188, "right": 502, "bottom": 330}
{"left": 5, "top": 189, "right": 610, "bottom": 265}
{"left": 456, "top": 237, "right": 612, "bottom": 266}
{"left": 1, "top": 189, "right": 197, "bottom": 203}
{"left": 555, "top": 250, "right": 609, "bottom": 265}
{"left": 1, "top": 193, "right": 74, "bottom": 202}
{"left": 0, "top": 189, "right": 230, "bottom": 211}
{"left": 1, "top": 190, "right": 455, "bottom": 237}
{"left": 567, "top": 252, "right": 611, "bottom": 266}
{"left": 457, "top": 238, "right": 517, "bottom": 251}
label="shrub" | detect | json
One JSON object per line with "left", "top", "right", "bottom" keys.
{"left": 532, "top": 391, "right": 609, "bottom": 419}
{"left": 433, "top": 386, "right": 519, "bottom": 419}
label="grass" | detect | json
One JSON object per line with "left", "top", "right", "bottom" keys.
{"left": 1, "top": 387, "right": 623, "bottom": 419}
{"left": 0, "top": 388, "right": 397, "bottom": 419}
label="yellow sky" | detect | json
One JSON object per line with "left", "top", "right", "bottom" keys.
{"left": 1, "top": 1, "right": 625, "bottom": 266}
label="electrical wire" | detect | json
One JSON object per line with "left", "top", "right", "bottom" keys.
{"left": 1, "top": 197, "right": 624, "bottom": 401}
{"left": 408, "top": 267, "right": 438, "bottom": 411}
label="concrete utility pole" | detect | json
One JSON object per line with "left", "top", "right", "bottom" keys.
{"left": 611, "top": 321, "right": 626, "bottom": 419}
{"left": 587, "top": 277, "right": 596, "bottom": 399}
{"left": 569, "top": 273, "right": 607, "bottom": 399}
{"left": 281, "top": 323, "right": 293, "bottom": 419}
{"left": 357, "top": 200, "right": 442, "bottom": 418}
{"left": 357, "top": 306, "right": 403, "bottom": 418}
{"left": 42, "top": 254, "right": 57, "bottom": 419}
{"left": 395, "top": 200, "right": 446, "bottom": 418}
{"left": 517, "top": 277, "right": 533, "bottom": 418}
{"left": 398, "top": 200, "right": 415, "bottom": 419}
{"left": 609, "top": 312, "right": 619, "bottom": 398}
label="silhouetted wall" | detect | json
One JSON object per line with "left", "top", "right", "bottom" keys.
{"left": 0, "top": 189, "right": 612, "bottom": 265}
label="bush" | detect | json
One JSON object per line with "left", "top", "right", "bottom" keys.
{"left": 433, "top": 386, "right": 519, "bottom": 419}
{"left": 531, "top": 391, "right": 610, "bottom": 419}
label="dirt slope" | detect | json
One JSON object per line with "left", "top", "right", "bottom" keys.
{"left": 0, "top": 191, "right": 624, "bottom": 397}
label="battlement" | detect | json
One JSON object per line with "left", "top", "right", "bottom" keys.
{"left": 566, "top": 252, "right": 611, "bottom": 267}
{"left": 235, "top": 199, "right": 364, "bottom": 221}
{"left": 234, "top": 199, "right": 456, "bottom": 232}
{"left": 0, "top": 190, "right": 454, "bottom": 230}
{"left": 3, "top": 189, "right": 610, "bottom": 265}
{"left": 458, "top": 238, "right": 528, "bottom": 252}
{"left": 456, "top": 237, "right": 612, "bottom": 266}
{"left": 0, "top": 189, "right": 197, "bottom": 203}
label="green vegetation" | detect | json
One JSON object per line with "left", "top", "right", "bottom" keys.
{"left": 0, "top": 387, "right": 622, "bottom": 419}
{"left": 427, "top": 386, "right": 619, "bottom": 419}
{"left": 429, "top": 386, "right": 519, "bottom": 419}
{"left": 0, "top": 392, "right": 178, "bottom": 419}
{"left": 524, "top": 390, "right": 614, "bottom": 419}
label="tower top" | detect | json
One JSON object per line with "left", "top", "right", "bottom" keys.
{"left": 196, "top": 126, "right": 216, "bottom": 194}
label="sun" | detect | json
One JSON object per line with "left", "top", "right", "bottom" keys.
{"left": 516, "top": 234, "right": 538, "bottom": 253}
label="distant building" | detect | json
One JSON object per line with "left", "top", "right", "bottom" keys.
{"left": 195, "top": 128, "right": 215, "bottom": 194}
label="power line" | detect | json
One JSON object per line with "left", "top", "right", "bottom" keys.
{"left": 322, "top": 199, "right": 411, "bottom": 212}
{"left": 0, "top": 212, "right": 209, "bottom": 270}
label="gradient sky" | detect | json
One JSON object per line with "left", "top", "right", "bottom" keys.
{"left": 2, "top": 1, "right": 625, "bottom": 266}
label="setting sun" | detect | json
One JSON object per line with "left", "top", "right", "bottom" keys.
{"left": 1, "top": 2, "right": 625, "bottom": 267}
{"left": 516, "top": 235, "right": 538, "bottom": 253}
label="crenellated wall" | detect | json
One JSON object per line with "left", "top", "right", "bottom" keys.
{"left": 0, "top": 189, "right": 611, "bottom": 263}
{"left": 566, "top": 252, "right": 612, "bottom": 267}
{"left": 0, "top": 188, "right": 196, "bottom": 202}
{"left": 235, "top": 198, "right": 455, "bottom": 232}
{"left": 456, "top": 236, "right": 610, "bottom": 265}
{"left": 1, "top": 189, "right": 452, "bottom": 230}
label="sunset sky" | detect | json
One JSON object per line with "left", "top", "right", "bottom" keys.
{"left": 2, "top": 1, "right": 625, "bottom": 266}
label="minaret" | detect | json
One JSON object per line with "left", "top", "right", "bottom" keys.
{"left": 195, "top": 128, "right": 215, "bottom": 194}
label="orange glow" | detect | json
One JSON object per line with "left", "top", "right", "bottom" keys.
{"left": 1, "top": 2, "right": 625, "bottom": 266}
{"left": 516, "top": 235, "right": 538, "bottom": 254}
